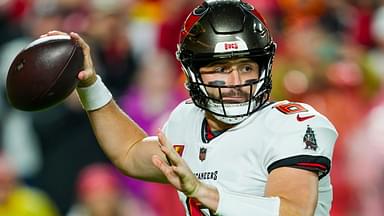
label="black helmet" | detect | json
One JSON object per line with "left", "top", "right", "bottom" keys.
{"left": 177, "top": 0, "right": 276, "bottom": 124}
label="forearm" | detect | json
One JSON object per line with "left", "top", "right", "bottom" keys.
{"left": 76, "top": 75, "right": 169, "bottom": 181}
{"left": 278, "top": 197, "right": 315, "bottom": 216}
{"left": 265, "top": 167, "right": 319, "bottom": 216}
{"left": 76, "top": 73, "right": 147, "bottom": 170}
{"left": 85, "top": 100, "right": 169, "bottom": 182}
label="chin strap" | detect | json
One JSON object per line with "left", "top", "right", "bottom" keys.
{"left": 207, "top": 99, "right": 257, "bottom": 124}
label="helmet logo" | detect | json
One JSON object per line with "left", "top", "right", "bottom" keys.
{"left": 225, "top": 43, "right": 238, "bottom": 50}
{"left": 214, "top": 40, "right": 248, "bottom": 52}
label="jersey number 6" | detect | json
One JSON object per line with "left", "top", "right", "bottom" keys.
{"left": 275, "top": 102, "right": 308, "bottom": 115}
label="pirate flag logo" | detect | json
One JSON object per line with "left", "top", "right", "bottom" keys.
{"left": 199, "top": 147, "right": 207, "bottom": 161}
{"left": 303, "top": 125, "right": 318, "bottom": 151}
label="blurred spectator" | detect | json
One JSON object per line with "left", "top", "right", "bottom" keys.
{"left": 0, "top": 1, "right": 137, "bottom": 214}
{"left": 157, "top": 0, "right": 197, "bottom": 57}
{"left": 119, "top": 50, "right": 186, "bottom": 135}
{"left": 343, "top": 7, "right": 384, "bottom": 212}
{"left": 32, "top": 93, "right": 109, "bottom": 215}
{"left": 0, "top": 2, "right": 64, "bottom": 181}
{"left": 154, "top": 0, "right": 198, "bottom": 93}
{"left": 301, "top": 39, "right": 374, "bottom": 216}
{"left": 367, "top": 3, "right": 384, "bottom": 83}
{"left": 127, "top": 0, "right": 163, "bottom": 59}
{"left": 277, "top": 0, "right": 326, "bottom": 27}
{"left": 85, "top": 0, "right": 137, "bottom": 99}
{"left": 349, "top": 0, "right": 377, "bottom": 48}
{"left": 0, "top": 151, "right": 59, "bottom": 216}
{"left": 318, "top": 1, "right": 352, "bottom": 38}
{"left": 344, "top": 93, "right": 384, "bottom": 216}
{"left": 0, "top": 0, "right": 64, "bottom": 87}
{"left": 271, "top": 20, "right": 337, "bottom": 101}
{"left": 0, "top": 3, "right": 106, "bottom": 215}
{"left": 67, "top": 163, "right": 155, "bottom": 216}
{"left": 0, "top": 0, "right": 31, "bottom": 46}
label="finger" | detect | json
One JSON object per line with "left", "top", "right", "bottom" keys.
{"left": 159, "top": 144, "right": 174, "bottom": 166}
{"left": 171, "top": 165, "right": 188, "bottom": 179}
{"left": 77, "top": 70, "right": 88, "bottom": 81}
{"left": 158, "top": 130, "right": 178, "bottom": 154}
{"left": 46, "top": 30, "right": 68, "bottom": 36}
{"left": 152, "top": 155, "right": 178, "bottom": 180}
{"left": 69, "top": 32, "right": 93, "bottom": 69}
{"left": 68, "top": 32, "right": 97, "bottom": 85}
{"left": 40, "top": 30, "right": 68, "bottom": 38}
{"left": 158, "top": 131, "right": 182, "bottom": 166}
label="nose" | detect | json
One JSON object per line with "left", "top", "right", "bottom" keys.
{"left": 227, "top": 68, "right": 242, "bottom": 85}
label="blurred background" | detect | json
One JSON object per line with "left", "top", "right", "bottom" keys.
{"left": 0, "top": 0, "right": 383, "bottom": 215}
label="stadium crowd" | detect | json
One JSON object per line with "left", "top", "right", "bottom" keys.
{"left": 0, "top": 0, "right": 383, "bottom": 215}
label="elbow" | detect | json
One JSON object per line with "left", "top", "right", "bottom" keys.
{"left": 111, "top": 139, "right": 142, "bottom": 176}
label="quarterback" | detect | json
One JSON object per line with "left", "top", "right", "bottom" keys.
{"left": 45, "top": 0, "right": 337, "bottom": 215}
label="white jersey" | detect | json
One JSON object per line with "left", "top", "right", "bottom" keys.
{"left": 162, "top": 100, "right": 338, "bottom": 216}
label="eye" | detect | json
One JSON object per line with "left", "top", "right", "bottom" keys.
{"left": 239, "top": 64, "right": 257, "bottom": 73}
{"left": 214, "top": 65, "right": 229, "bottom": 73}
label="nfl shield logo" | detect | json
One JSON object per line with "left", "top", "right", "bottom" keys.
{"left": 199, "top": 147, "right": 207, "bottom": 161}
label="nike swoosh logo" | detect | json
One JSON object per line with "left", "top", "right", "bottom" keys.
{"left": 297, "top": 114, "right": 315, "bottom": 122}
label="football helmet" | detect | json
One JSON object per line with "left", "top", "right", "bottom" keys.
{"left": 177, "top": 0, "right": 276, "bottom": 124}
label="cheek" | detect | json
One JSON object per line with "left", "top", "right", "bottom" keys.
{"left": 243, "top": 71, "right": 259, "bottom": 80}
{"left": 201, "top": 74, "right": 215, "bottom": 83}
{"left": 205, "top": 86, "right": 219, "bottom": 95}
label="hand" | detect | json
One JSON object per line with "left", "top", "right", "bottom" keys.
{"left": 152, "top": 131, "right": 201, "bottom": 197}
{"left": 41, "top": 30, "right": 97, "bottom": 87}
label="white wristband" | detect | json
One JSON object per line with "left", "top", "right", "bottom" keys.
{"left": 215, "top": 185, "right": 280, "bottom": 216}
{"left": 76, "top": 75, "right": 113, "bottom": 111}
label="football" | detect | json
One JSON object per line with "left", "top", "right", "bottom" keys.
{"left": 6, "top": 35, "right": 83, "bottom": 111}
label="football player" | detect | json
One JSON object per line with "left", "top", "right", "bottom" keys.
{"left": 45, "top": 0, "right": 337, "bottom": 215}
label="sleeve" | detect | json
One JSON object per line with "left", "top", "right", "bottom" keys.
{"left": 264, "top": 116, "right": 338, "bottom": 179}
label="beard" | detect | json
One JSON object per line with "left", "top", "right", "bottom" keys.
{"left": 205, "top": 79, "right": 257, "bottom": 103}
{"left": 207, "top": 86, "right": 252, "bottom": 103}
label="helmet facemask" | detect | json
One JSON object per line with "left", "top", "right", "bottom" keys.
{"left": 183, "top": 49, "right": 274, "bottom": 124}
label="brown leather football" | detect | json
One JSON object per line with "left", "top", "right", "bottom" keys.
{"left": 6, "top": 35, "right": 83, "bottom": 111}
